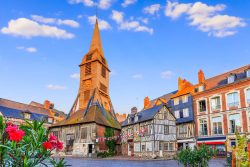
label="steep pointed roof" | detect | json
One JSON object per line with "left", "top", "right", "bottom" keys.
{"left": 89, "top": 19, "right": 104, "bottom": 56}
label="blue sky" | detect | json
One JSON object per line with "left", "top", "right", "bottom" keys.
{"left": 0, "top": 0, "right": 249, "bottom": 114}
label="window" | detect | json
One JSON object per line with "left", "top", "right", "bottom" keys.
{"left": 247, "top": 69, "right": 250, "bottom": 78}
{"left": 183, "top": 108, "right": 189, "bottom": 118}
{"left": 164, "top": 125, "right": 169, "bottom": 135}
{"left": 86, "top": 54, "right": 92, "bottom": 61}
{"left": 200, "top": 119, "right": 208, "bottom": 136}
{"left": 179, "top": 125, "right": 187, "bottom": 134}
{"left": 228, "top": 75, "right": 235, "bottom": 84}
{"left": 198, "top": 100, "right": 206, "bottom": 112}
{"left": 48, "top": 117, "right": 54, "bottom": 124}
{"left": 52, "top": 131, "right": 59, "bottom": 139}
{"left": 164, "top": 143, "right": 174, "bottom": 151}
{"left": 23, "top": 113, "right": 31, "bottom": 119}
{"left": 134, "top": 143, "right": 140, "bottom": 152}
{"left": 134, "top": 115, "right": 138, "bottom": 122}
{"left": 212, "top": 117, "right": 222, "bottom": 135}
{"left": 100, "top": 83, "right": 107, "bottom": 93}
{"left": 227, "top": 92, "right": 239, "bottom": 108}
{"left": 81, "top": 127, "right": 87, "bottom": 139}
{"left": 211, "top": 96, "right": 221, "bottom": 111}
{"left": 182, "top": 95, "right": 188, "bottom": 103}
{"left": 101, "top": 65, "right": 106, "bottom": 78}
{"left": 229, "top": 114, "right": 241, "bottom": 133}
{"left": 175, "top": 110, "right": 180, "bottom": 119}
{"left": 85, "top": 63, "right": 91, "bottom": 75}
{"left": 174, "top": 98, "right": 179, "bottom": 105}
{"left": 141, "top": 144, "right": 146, "bottom": 152}
{"left": 198, "top": 85, "right": 205, "bottom": 92}
{"left": 246, "top": 88, "right": 250, "bottom": 104}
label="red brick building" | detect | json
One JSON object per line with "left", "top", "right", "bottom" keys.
{"left": 193, "top": 65, "right": 250, "bottom": 156}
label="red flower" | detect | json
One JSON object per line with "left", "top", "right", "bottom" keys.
{"left": 49, "top": 134, "right": 57, "bottom": 142}
{"left": 56, "top": 140, "right": 63, "bottom": 150}
{"left": 8, "top": 129, "right": 25, "bottom": 142}
{"left": 6, "top": 124, "right": 18, "bottom": 133}
{"left": 43, "top": 141, "right": 52, "bottom": 150}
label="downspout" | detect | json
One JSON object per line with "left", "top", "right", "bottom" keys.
{"left": 153, "top": 119, "right": 155, "bottom": 157}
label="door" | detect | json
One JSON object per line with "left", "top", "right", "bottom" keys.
{"left": 66, "top": 134, "right": 75, "bottom": 154}
{"left": 88, "top": 144, "right": 93, "bottom": 157}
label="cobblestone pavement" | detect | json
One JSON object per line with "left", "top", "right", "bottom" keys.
{"left": 62, "top": 158, "right": 226, "bottom": 167}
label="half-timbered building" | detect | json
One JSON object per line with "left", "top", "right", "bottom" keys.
{"left": 121, "top": 104, "right": 177, "bottom": 159}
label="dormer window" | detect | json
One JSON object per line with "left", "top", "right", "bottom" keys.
{"left": 198, "top": 85, "right": 205, "bottom": 92}
{"left": 246, "top": 69, "right": 250, "bottom": 78}
{"left": 23, "top": 112, "right": 31, "bottom": 119}
{"left": 228, "top": 74, "right": 235, "bottom": 84}
{"left": 48, "top": 117, "right": 54, "bottom": 124}
{"left": 134, "top": 114, "right": 138, "bottom": 122}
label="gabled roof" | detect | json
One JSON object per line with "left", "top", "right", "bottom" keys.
{"left": 0, "top": 106, "right": 49, "bottom": 122}
{"left": 204, "top": 64, "right": 250, "bottom": 90}
{"left": 122, "top": 104, "right": 165, "bottom": 127}
{"left": 51, "top": 102, "right": 121, "bottom": 129}
{"left": 150, "top": 90, "right": 178, "bottom": 106}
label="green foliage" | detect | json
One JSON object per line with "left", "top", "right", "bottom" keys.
{"left": 97, "top": 151, "right": 115, "bottom": 158}
{"left": 104, "top": 127, "right": 116, "bottom": 155}
{"left": 0, "top": 116, "right": 69, "bottom": 167}
{"left": 234, "top": 132, "right": 249, "bottom": 167}
{"left": 50, "top": 158, "right": 71, "bottom": 167}
{"left": 176, "top": 144, "right": 215, "bottom": 167}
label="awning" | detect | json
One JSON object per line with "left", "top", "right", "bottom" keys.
{"left": 197, "top": 136, "right": 226, "bottom": 145}
{"left": 177, "top": 138, "right": 195, "bottom": 143}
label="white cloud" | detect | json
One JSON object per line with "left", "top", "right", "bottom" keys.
{"left": 122, "top": 0, "right": 137, "bottom": 8}
{"left": 111, "top": 10, "right": 153, "bottom": 34}
{"left": 47, "top": 84, "right": 66, "bottom": 90}
{"left": 143, "top": 4, "right": 161, "bottom": 15}
{"left": 68, "top": 0, "right": 95, "bottom": 7}
{"left": 132, "top": 74, "right": 142, "bottom": 79}
{"left": 111, "top": 10, "right": 124, "bottom": 24}
{"left": 165, "top": 1, "right": 246, "bottom": 37}
{"left": 31, "top": 15, "right": 80, "bottom": 28}
{"left": 70, "top": 73, "right": 80, "bottom": 79}
{"left": 161, "top": 70, "right": 174, "bottom": 79}
{"left": 98, "top": 0, "right": 112, "bottom": 9}
{"left": 1, "top": 18, "right": 75, "bottom": 39}
{"left": 139, "top": 18, "right": 149, "bottom": 24}
{"left": 69, "top": 0, "right": 113, "bottom": 9}
{"left": 88, "top": 15, "right": 111, "bottom": 30}
{"left": 16, "top": 46, "right": 37, "bottom": 53}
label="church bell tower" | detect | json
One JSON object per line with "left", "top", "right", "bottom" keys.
{"left": 77, "top": 19, "right": 111, "bottom": 112}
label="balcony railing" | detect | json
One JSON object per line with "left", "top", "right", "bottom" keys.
{"left": 227, "top": 102, "right": 239, "bottom": 108}
{"left": 211, "top": 105, "right": 221, "bottom": 111}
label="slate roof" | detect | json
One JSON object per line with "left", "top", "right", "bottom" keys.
{"left": 51, "top": 102, "right": 121, "bottom": 130}
{"left": 0, "top": 105, "right": 49, "bottom": 122}
{"left": 204, "top": 64, "right": 250, "bottom": 90}
{"left": 122, "top": 104, "right": 165, "bottom": 127}
{"left": 150, "top": 91, "right": 178, "bottom": 106}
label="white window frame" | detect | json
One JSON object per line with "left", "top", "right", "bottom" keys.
{"left": 228, "top": 75, "right": 235, "bottom": 84}
{"left": 209, "top": 94, "right": 222, "bottom": 112}
{"left": 246, "top": 69, "right": 250, "bottom": 78}
{"left": 196, "top": 98, "right": 208, "bottom": 114}
{"left": 174, "top": 98, "right": 179, "bottom": 105}
{"left": 175, "top": 110, "right": 180, "bottom": 119}
{"left": 244, "top": 87, "right": 250, "bottom": 106}
{"left": 210, "top": 115, "right": 223, "bottom": 135}
{"left": 183, "top": 108, "right": 189, "bottom": 118}
{"left": 225, "top": 90, "right": 241, "bottom": 110}
{"left": 227, "top": 112, "right": 242, "bottom": 134}
{"left": 182, "top": 95, "right": 188, "bottom": 103}
{"left": 198, "top": 117, "right": 208, "bottom": 136}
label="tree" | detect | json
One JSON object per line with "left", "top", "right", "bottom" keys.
{"left": 104, "top": 127, "right": 115, "bottom": 155}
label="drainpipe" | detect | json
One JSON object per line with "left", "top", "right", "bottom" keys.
{"left": 153, "top": 119, "right": 155, "bottom": 157}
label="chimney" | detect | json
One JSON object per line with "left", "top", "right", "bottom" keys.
{"left": 44, "top": 100, "right": 51, "bottom": 110}
{"left": 123, "top": 113, "right": 127, "bottom": 118}
{"left": 178, "top": 77, "right": 183, "bottom": 90}
{"left": 198, "top": 69, "right": 205, "bottom": 84}
{"left": 144, "top": 96, "right": 151, "bottom": 109}
{"left": 131, "top": 107, "right": 137, "bottom": 114}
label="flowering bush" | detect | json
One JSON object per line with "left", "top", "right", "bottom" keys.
{"left": 0, "top": 116, "right": 69, "bottom": 167}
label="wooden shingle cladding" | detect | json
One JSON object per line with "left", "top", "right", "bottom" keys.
{"left": 121, "top": 105, "right": 177, "bottom": 158}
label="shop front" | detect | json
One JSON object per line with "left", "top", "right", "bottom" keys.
{"left": 197, "top": 136, "right": 226, "bottom": 157}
